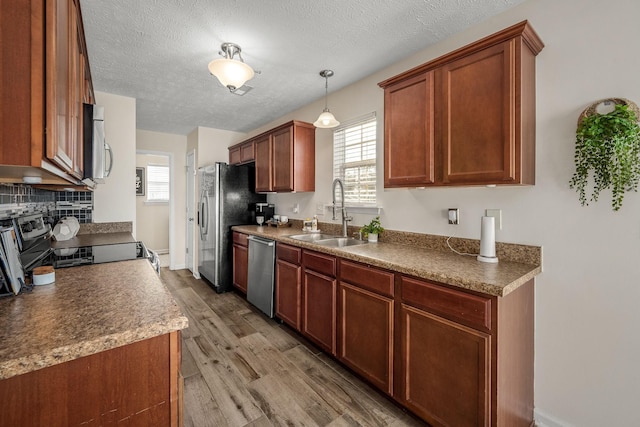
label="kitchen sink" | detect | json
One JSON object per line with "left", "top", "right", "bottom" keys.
{"left": 288, "top": 233, "right": 342, "bottom": 242}
{"left": 287, "top": 234, "right": 368, "bottom": 248}
{"left": 314, "top": 237, "right": 368, "bottom": 248}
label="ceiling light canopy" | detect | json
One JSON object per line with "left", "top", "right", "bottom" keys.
{"left": 314, "top": 70, "right": 340, "bottom": 128}
{"left": 208, "top": 42, "right": 255, "bottom": 92}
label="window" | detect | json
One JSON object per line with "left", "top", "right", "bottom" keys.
{"left": 333, "top": 113, "right": 377, "bottom": 206}
{"left": 146, "top": 164, "right": 170, "bottom": 202}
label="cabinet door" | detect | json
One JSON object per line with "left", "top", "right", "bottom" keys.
{"left": 339, "top": 282, "right": 394, "bottom": 394}
{"left": 68, "top": 0, "right": 83, "bottom": 178}
{"left": 275, "top": 259, "right": 301, "bottom": 330}
{"left": 46, "top": 0, "right": 74, "bottom": 173}
{"left": 232, "top": 244, "right": 248, "bottom": 293}
{"left": 384, "top": 72, "right": 435, "bottom": 187}
{"left": 302, "top": 269, "right": 336, "bottom": 355}
{"left": 229, "top": 146, "right": 241, "bottom": 165}
{"left": 254, "top": 135, "right": 272, "bottom": 192}
{"left": 400, "top": 304, "right": 490, "bottom": 427}
{"left": 272, "top": 126, "right": 294, "bottom": 192}
{"left": 439, "top": 40, "right": 516, "bottom": 185}
{"left": 240, "top": 141, "right": 255, "bottom": 163}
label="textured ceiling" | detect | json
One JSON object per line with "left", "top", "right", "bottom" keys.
{"left": 80, "top": 0, "right": 525, "bottom": 135}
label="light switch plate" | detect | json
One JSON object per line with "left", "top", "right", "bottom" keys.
{"left": 485, "top": 209, "right": 502, "bottom": 230}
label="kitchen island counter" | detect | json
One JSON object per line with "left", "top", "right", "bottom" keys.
{"left": 232, "top": 224, "right": 541, "bottom": 297}
{"left": 0, "top": 259, "right": 188, "bottom": 380}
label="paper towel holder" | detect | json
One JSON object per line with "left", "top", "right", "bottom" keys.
{"left": 477, "top": 216, "right": 499, "bottom": 263}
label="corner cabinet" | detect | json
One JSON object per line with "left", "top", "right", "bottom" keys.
{"left": 0, "top": 0, "right": 94, "bottom": 185}
{"left": 230, "top": 121, "right": 315, "bottom": 193}
{"left": 379, "top": 20, "right": 544, "bottom": 187}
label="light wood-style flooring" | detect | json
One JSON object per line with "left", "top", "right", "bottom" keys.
{"left": 161, "top": 268, "right": 427, "bottom": 427}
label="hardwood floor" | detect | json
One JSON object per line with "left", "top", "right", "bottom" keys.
{"left": 161, "top": 268, "right": 427, "bottom": 427}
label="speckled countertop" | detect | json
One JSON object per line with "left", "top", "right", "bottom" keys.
{"left": 232, "top": 224, "right": 542, "bottom": 297}
{"left": 0, "top": 259, "right": 188, "bottom": 380}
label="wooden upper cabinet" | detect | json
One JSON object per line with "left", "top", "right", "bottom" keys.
{"left": 384, "top": 72, "right": 435, "bottom": 187}
{"left": 0, "top": 0, "right": 92, "bottom": 185}
{"left": 254, "top": 135, "right": 272, "bottom": 192}
{"left": 379, "top": 21, "right": 544, "bottom": 188}
{"left": 228, "top": 140, "right": 255, "bottom": 165}
{"left": 250, "top": 120, "right": 315, "bottom": 193}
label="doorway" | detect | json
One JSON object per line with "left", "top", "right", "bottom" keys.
{"left": 136, "top": 150, "right": 174, "bottom": 268}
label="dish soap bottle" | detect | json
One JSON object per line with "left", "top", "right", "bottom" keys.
{"left": 311, "top": 215, "right": 318, "bottom": 232}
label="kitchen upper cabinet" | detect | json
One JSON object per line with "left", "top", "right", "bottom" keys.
{"left": 243, "top": 121, "right": 315, "bottom": 193}
{"left": 228, "top": 140, "right": 255, "bottom": 165}
{"left": 275, "top": 243, "right": 302, "bottom": 330}
{"left": 338, "top": 260, "right": 395, "bottom": 395}
{"left": 232, "top": 232, "right": 249, "bottom": 293}
{"left": 301, "top": 250, "right": 337, "bottom": 355}
{"left": 379, "top": 21, "right": 544, "bottom": 188}
{"left": 0, "top": 0, "right": 93, "bottom": 185}
{"left": 384, "top": 72, "right": 435, "bottom": 187}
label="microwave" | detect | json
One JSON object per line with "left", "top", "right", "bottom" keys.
{"left": 83, "top": 103, "right": 113, "bottom": 183}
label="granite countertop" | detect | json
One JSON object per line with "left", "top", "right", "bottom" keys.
{"left": 50, "top": 232, "right": 135, "bottom": 249}
{"left": 232, "top": 225, "right": 542, "bottom": 297}
{"left": 0, "top": 259, "right": 188, "bottom": 380}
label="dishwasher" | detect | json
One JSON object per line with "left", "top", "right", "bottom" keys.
{"left": 247, "top": 235, "right": 276, "bottom": 318}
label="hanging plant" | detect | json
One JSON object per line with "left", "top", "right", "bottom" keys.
{"left": 569, "top": 98, "right": 640, "bottom": 211}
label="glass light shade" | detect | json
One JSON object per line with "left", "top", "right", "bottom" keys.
{"left": 314, "top": 110, "right": 340, "bottom": 128}
{"left": 208, "top": 58, "right": 255, "bottom": 89}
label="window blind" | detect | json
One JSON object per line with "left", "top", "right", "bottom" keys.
{"left": 147, "top": 164, "right": 170, "bottom": 201}
{"left": 333, "top": 113, "right": 377, "bottom": 205}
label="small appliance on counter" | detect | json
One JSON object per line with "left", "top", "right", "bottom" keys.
{"left": 253, "top": 202, "right": 274, "bottom": 224}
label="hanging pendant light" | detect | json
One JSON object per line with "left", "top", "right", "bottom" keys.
{"left": 314, "top": 70, "right": 340, "bottom": 128}
{"left": 208, "top": 42, "right": 255, "bottom": 92}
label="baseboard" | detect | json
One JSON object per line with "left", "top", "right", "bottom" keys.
{"left": 152, "top": 249, "right": 169, "bottom": 255}
{"left": 169, "top": 263, "right": 186, "bottom": 270}
{"left": 534, "top": 408, "right": 572, "bottom": 427}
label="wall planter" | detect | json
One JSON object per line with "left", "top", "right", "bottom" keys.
{"left": 569, "top": 98, "right": 640, "bottom": 211}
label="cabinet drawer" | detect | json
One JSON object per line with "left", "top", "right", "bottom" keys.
{"left": 340, "top": 260, "right": 394, "bottom": 298}
{"left": 232, "top": 232, "right": 248, "bottom": 247}
{"left": 303, "top": 250, "right": 336, "bottom": 277}
{"left": 401, "top": 276, "right": 491, "bottom": 331}
{"left": 277, "top": 243, "right": 301, "bottom": 265}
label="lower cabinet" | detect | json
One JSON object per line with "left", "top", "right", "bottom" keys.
{"left": 400, "top": 304, "right": 490, "bottom": 427}
{"left": 232, "top": 232, "right": 249, "bottom": 293}
{"left": 338, "top": 260, "right": 395, "bottom": 395}
{"left": 255, "top": 238, "right": 535, "bottom": 427}
{"left": 275, "top": 243, "right": 302, "bottom": 330}
{"left": 0, "top": 332, "right": 182, "bottom": 427}
{"left": 301, "top": 250, "right": 337, "bottom": 355}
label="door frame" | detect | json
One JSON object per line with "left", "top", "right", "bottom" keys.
{"left": 186, "top": 149, "right": 199, "bottom": 278}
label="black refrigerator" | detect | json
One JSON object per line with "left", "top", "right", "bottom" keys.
{"left": 198, "top": 162, "right": 266, "bottom": 292}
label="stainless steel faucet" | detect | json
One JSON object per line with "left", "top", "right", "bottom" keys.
{"left": 332, "top": 178, "right": 353, "bottom": 237}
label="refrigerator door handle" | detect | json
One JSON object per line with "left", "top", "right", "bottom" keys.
{"left": 199, "top": 191, "right": 209, "bottom": 239}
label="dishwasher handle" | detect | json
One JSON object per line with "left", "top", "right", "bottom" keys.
{"left": 248, "top": 235, "right": 275, "bottom": 247}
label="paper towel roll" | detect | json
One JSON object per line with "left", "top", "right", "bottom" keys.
{"left": 477, "top": 216, "right": 498, "bottom": 263}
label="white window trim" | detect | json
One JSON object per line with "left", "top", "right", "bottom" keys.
{"left": 333, "top": 112, "right": 380, "bottom": 210}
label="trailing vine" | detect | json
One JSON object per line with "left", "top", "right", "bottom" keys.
{"left": 569, "top": 102, "right": 640, "bottom": 211}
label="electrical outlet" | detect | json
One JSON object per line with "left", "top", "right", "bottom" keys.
{"left": 316, "top": 203, "right": 324, "bottom": 215}
{"left": 448, "top": 208, "right": 459, "bottom": 225}
{"left": 485, "top": 209, "right": 502, "bottom": 230}
{"left": 293, "top": 203, "right": 299, "bottom": 214}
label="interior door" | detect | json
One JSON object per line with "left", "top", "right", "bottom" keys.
{"left": 186, "top": 150, "right": 196, "bottom": 275}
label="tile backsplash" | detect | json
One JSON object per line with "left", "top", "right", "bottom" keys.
{"left": 0, "top": 184, "right": 93, "bottom": 224}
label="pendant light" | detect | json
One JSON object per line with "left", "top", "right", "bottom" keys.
{"left": 314, "top": 70, "right": 340, "bottom": 128}
{"left": 208, "top": 42, "right": 255, "bottom": 92}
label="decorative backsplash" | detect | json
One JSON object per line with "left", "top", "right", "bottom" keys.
{"left": 0, "top": 184, "right": 93, "bottom": 224}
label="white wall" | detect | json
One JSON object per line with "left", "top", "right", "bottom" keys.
{"left": 135, "top": 153, "right": 169, "bottom": 252}
{"left": 245, "top": 0, "right": 640, "bottom": 425}
{"left": 93, "top": 92, "right": 137, "bottom": 235}
{"left": 137, "top": 129, "right": 187, "bottom": 270}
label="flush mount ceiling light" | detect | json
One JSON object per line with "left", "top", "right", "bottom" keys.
{"left": 208, "top": 42, "right": 255, "bottom": 92}
{"left": 314, "top": 70, "right": 340, "bottom": 128}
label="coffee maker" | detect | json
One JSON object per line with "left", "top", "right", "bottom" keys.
{"left": 253, "top": 203, "right": 275, "bottom": 224}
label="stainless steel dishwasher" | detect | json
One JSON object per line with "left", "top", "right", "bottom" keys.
{"left": 247, "top": 235, "right": 276, "bottom": 318}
